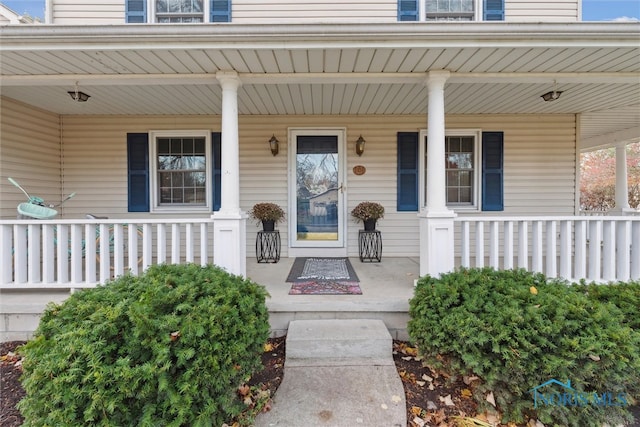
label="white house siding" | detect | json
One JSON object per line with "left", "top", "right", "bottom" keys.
{"left": 0, "top": 97, "right": 61, "bottom": 220}
{"left": 232, "top": 0, "right": 396, "bottom": 24}
{"left": 51, "top": 0, "right": 124, "bottom": 24}
{"left": 505, "top": 0, "right": 580, "bottom": 22}
{"left": 56, "top": 113, "right": 575, "bottom": 258}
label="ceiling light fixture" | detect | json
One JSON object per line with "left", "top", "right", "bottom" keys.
{"left": 68, "top": 82, "right": 91, "bottom": 102}
{"left": 541, "top": 80, "right": 563, "bottom": 102}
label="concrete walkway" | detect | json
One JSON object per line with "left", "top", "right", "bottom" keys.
{"left": 254, "top": 319, "right": 406, "bottom": 427}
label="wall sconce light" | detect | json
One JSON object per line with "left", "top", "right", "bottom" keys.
{"left": 355, "top": 135, "right": 366, "bottom": 156}
{"left": 68, "top": 82, "right": 90, "bottom": 102}
{"left": 541, "top": 90, "right": 562, "bottom": 102}
{"left": 268, "top": 135, "right": 279, "bottom": 156}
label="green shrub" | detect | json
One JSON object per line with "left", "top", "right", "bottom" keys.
{"left": 19, "top": 263, "right": 270, "bottom": 427}
{"left": 408, "top": 268, "right": 639, "bottom": 426}
{"left": 579, "top": 280, "right": 640, "bottom": 330}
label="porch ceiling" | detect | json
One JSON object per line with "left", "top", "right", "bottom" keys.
{"left": 1, "top": 22, "right": 639, "bottom": 149}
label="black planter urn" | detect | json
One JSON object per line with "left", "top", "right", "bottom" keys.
{"left": 363, "top": 218, "right": 377, "bottom": 231}
{"left": 262, "top": 220, "right": 275, "bottom": 232}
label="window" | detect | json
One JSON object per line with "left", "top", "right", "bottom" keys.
{"left": 396, "top": 130, "right": 503, "bottom": 212}
{"left": 128, "top": 131, "right": 222, "bottom": 213}
{"left": 425, "top": 0, "right": 474, "bottom": 21}
{"left": 126, "top": 0, "right": 231, "bottom": 23}
{"left": 156, "top": 0, "right": 204, "bottom": 23}
{"left": 422, "top": 131, "right": 479, "bottom": 208}
{"left": 156, "top": 135, "right": 207, "bottom": 206}
{"left": 397, "top": 0, "right": 504, "bottom": 21}
{"left": 445, "top": 136, "right": 475, "bottom": 204}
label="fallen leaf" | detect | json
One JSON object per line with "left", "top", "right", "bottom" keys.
{"left": 486, "top": 412, "right": 499, "bottom": 425}
{"left": 169, "top": 331, "right": 180, "bottom": 341}
{"left": 416, "top": 380, "right": 426, "bottom": 387}
{"left": 412, "top": 417, "right": 426, "bottom": 427}
{"left": 463, "top": 375, "right": 479, "bottom": 385}
{"left": 238, "top": 384, "right": 251, "bottom": 396}
{"left": 433, "top": 408, "right": 447, "bottom": 424}
{"left": 422, "top": 374, "right": 434, "bottom": 382}
{"left": 588, "top": 354, "right": 601, "bottom": 361}
{"left": 486, "top": 391, "right": 496, "bottom": 407}
{"left": 411, "top": 406, "right": 424, "bottom": 416}
{"left": 264, "top": 342, "right": 274, "bottom": 352}
{"left": 461, "top": 388, "right": 473, "bottom": 398}
{"left": 530, "top": 286, "right": 538, "bottom": 295}
{"left": 439, "top": 394, "right": 455, "bottom": 406}
{"left": 402, "top": 356, "right": 414, "bottom": 361}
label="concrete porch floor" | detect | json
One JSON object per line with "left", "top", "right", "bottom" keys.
{"left": 246, "top": 257, "right": 420, "bottom": 340}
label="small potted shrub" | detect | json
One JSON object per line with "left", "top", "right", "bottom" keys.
{"left": 351, "top": 201, "right": 384, "bottom": 231}
{"left": 249, "top": 202, "right": 285, "bottom": 231}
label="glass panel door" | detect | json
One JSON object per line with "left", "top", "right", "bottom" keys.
{"left": 290, "top": 131, "right": 345, "bottom": 248}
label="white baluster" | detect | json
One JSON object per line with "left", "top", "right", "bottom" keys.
{"left": 518, "top": 221, "right": 528, "bottom": 269}
{"left": 631, "top": 221, "right": 640, "bottom": 280}
{"left": 28, "top": 224, "right": 41, "bottom": 283}
{"left": 113, "top": 224, "right": 124, "bottom": 277}
{"left": 588, "top": 220, "right": 602, "bottom": 281}
{"left": 489, "top": 221, "right": 499, "bottom": 269}
{"left": 602, "top": 220, "right": 615, "bottom": 281}
{"left": 559, "top": 220, "right": 571, "bottom": 280}
{"left": 43, "top": 224, "right": 56, "bottom": 283}
{"left": 532, "top": 221, "right": 543, "bottom": 273}
{"left": 172, "top": 223, "right": 180, "bottom": 264}
{"left": 616, "top": 220, "right": 631, "bottom": 282}
{"left": 186, "top": 223, "right": 194, "bottom": 263}
{"left": 70, "top": 224, "right": 83, "bottom": 283}
{"left": 57, "top": 225, "right": 69, "bottom": 283}
{"left": 574, "top": 220, "right": 587, "bottom": 280}
{"left": 475, "top": 221, "right": 484, "bottom": 268}
{"left": 143, "top": 223, "right": 153, "bottom": 269}
{"left": 1, "top": 225, "right": 13, "bottom": 284}
{"left": 99, "top": 224, "right": 110, "bottom": 283}
{"left": 85, "top": 223, "right": 96, "bottom": 283}
{"left": 504, "top": 221, "right": 514, "bottom": 270}
{"left": 200, "top": 223, "right": 208, "bottom": 266}
{"left": 545, "top": 220, "right": 557, "bottom": 278}
{"left": 157, "top": 223, "right": 167, "bottom": 264}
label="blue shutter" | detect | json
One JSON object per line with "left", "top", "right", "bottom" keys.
{"left": 127, "top": 133, "right": 149, "bottom": 212}
{"left": 483, "top": 0, "right": 504, "bottom": 21}
{"left": 211, "top": 0, "right": 231, "bottom": 22}
{"left": 398, "top": 0, "right": 419, "bottom": 21}
{"left": 397, "top": 132, "right": 419, "bottom": 211}
{"left": 125, "top": 0, "right": 146, "bottom": 23}
{"left": 482, "top": 132, "right": 504, "bottom": 211}
{"left": 212, "top": 132, "right": 222, "bottom": 211}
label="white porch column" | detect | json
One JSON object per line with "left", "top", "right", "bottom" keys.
{"left": 419, "top": 70, "right": 456, "bottom": 277}
{"left": 610, "top": 143, "right": 633, "bottom": 215}
{"left": 213, "top": 71, "right": 246, "bottom": 277}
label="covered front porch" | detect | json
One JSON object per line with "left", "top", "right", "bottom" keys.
{"left": 2, "top": 214, "right": 639, "bottom": 339}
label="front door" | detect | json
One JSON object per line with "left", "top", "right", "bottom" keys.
{"left": 289, "top": 128, "right": 346, "bottom": 256}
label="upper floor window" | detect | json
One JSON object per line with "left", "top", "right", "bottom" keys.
{"left": 126, "top": 0, "right": 231, "bottom": 23}
{"left": 156, "top": 0, "right": 204, "bottom": 23}
{"left": 398, "top": 0, "right": 504, "bottom": 22}
{"left": 426, "top": 0, "right": 474, "bottom": 21}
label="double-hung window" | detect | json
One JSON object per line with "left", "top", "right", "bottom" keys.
{"left": 126, "top": 0, "right": 231, "bottom": 23}
{"left": 426, "top": 0, "right": 475, "bottom": 21}
{"left": 398, "top": 0, "right": 504, "bottom": 21}
{"left": 396, "top": 130, "right": 503, "bottom": 212}
{"left": 152, "top": 133, "right": 211, "bottom": 209}
{"left": 156, "top": 0, "right": 204, "bottom": 23}
{"left": 421, "top": 130, "right": 480, "bottom": 209}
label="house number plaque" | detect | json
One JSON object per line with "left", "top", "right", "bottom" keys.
{"left": 353, "top": 165, "right": 366, "bottom": 175}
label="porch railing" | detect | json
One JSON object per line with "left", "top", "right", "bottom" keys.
{"left": 1, "top": 218, "right": 214, "bottom": 288}
{"left": 455, "top": 216, "right": 640, "bottom": 283}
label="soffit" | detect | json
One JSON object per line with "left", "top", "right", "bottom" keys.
{"left": 0, "top": 22, "right": 639, "bottom": 146}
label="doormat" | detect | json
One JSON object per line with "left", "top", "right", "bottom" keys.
{"left": 288, "top": 280, "right": 362, "bottom": 295}
{"left": 286, "top": 257, "right": 359, "bottom": 282}
{"left": 286, "top": 258, "right": 361, "bottom": 295}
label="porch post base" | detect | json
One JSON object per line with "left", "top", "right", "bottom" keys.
{"left": 418, "top": 209, "right": 456, "bottom": 278}
{"left": 608, "top": 207, "right": 637, "bottom": 216}
{"left": 212, "top": 212, "right": 247, "bottom": 277}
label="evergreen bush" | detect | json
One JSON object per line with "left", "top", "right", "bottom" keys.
{"left": 579, "top": 280, "right": 640, "bottom": 330}
{"left": 19, "top": 263, "right": 270, "bottom": 427}
{"left": 408, "top": 268, "right": 639, "bottom": 426}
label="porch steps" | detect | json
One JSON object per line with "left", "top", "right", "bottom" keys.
{"left": 254, "top": 319, "right": 406, "bottom": 427}
{"left": 285, "top": 318, "right": 394, "bottom": 367}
